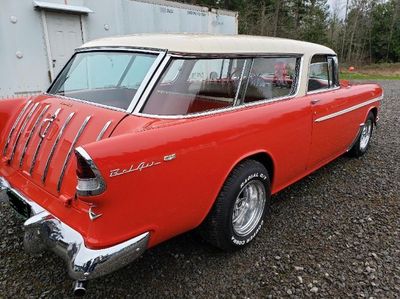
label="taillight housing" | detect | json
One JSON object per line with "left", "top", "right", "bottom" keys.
{"left": 75, "top": 147, "right": 106, "bottom": 197}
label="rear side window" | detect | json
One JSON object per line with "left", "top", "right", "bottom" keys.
{"left": 142, "top": 58, "right": 248, "bottom": 116}
{"left": 308, "top": 55, "right": 338, "bottom": 92}
{"left": 242, "top": 57, "right": 299, "bottom": 104}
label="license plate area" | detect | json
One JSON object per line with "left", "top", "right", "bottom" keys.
{"left": 8, "top": 191, "right": 31, "bottom": 219}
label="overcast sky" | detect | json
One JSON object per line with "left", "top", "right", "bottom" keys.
{"left": 327, "top": 0, "right": 347, "bottom": 18}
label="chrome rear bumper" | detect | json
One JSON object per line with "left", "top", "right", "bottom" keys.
{"left": 0, "top": 176, "right": 149, "bottom": 281}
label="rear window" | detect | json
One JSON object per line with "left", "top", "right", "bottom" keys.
{"left": 48, "top": 51, "right": 157, "bottom": 110}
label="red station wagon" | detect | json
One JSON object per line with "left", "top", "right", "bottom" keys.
{"left": 0, "top": 34, "right": 382, "bottom": 295}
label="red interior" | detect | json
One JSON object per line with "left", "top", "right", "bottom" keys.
{"left": 142, "top": 92, "right": 231, "bottom": 115}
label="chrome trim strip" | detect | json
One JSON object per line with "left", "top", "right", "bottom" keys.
{"left": 307, "top": 86, "right": 340, "bottom": 95}
{"left": 19, "top": 105, "right": 50, "bottom": 168}
{"left": 29, "top": 108, "right": 62, "bottom": 175}
{"left": 133, "top": 55, "right": 304, "bottom": 119}
{"left": 96, "top": 120, "right": 112, "bottom": 141}
{"left": 44, "top": 93, "right": 126, "bottom": 113}
{"left": 133, "top": 55, "right": 172, "bottom": 114}
{"left": 126, "top": 51, "right": 167, "bottom": 113}
{"left": 315, "top": 96, "right": 382, "bottom": 123}
{"left": 57, "top": 116, "right": 91, "bottom": 192}
{"left": 233, "top": 59, "right": 248, "bottom": 106}
{"left": 76, "top": 46, "right": 165, "bottom": 54}
{"left": 3, "top": 100, "right": 33, "bottom": 156}
{"left": 42, "top": 112, "right": 75, "bottom": 183}
{"left": 75, "top": 146, "right": 106, "bottom": 196}
{"left": 8, "top": 103, "right": 39, "bottom": 163}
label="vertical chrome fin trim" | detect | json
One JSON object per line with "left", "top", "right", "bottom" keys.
{"left": 96, "top": 121, "right": 112, "bottom": 141}
{"left": 8, "top": 103, "right": 40, "bottom": 163}
{"left": 29, "top": 108, "right": 62, "bottom": 175}
{"left": 42, "top": 112, "right": 75, "bottom": 183}
{"left": 2, "top": 100, "right": 33, "bottom": 156}
{"left": 19, "top": 105, "right": 50, "bottom": 168}
{"left": 57, "top": 115, "right": 91, "bottom": 192}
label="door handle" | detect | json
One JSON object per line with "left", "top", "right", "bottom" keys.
{"left": 311, "top": 99, "right": 321, "bottom": 105}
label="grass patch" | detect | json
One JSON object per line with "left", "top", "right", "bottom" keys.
{"left": 340, "top": 62, "right": 400, "bottom": 80}
{"left": 340, "top": 72, "right": 400, "bottom": 80}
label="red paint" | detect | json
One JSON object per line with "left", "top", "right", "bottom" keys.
{"left": 0, "top": 82, "right": 382, "bottom": 249}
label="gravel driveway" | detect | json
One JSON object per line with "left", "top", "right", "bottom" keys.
{"left": 1, "top": 80, "right": 399, "bottom": 298}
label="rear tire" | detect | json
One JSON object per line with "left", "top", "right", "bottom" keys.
{"left": 348, "top": 111, "right": 375, "bottom": 157}
{"left": 200, "top": 159, "right": 271, "bottom": 251}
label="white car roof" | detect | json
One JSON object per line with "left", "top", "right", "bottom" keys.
{"left": 80, "top": 33, "right": 336, "bottom": 56}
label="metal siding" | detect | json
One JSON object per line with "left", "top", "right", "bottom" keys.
{"left": 0, "top": 0, "right": 237, "bottom": 98}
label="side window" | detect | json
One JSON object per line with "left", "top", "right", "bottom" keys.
{"left": 142, "top": 58, "right": 248, "bottom": 116}
{"left": 242, "top": 57, "right": 299, "bottom": 104}
{"left": 308, "top": 55, "right": 338, "bottom": 92}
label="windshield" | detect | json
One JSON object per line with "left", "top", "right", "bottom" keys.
{"left": 48, "top": 51, "right": 158, "bottom": 110}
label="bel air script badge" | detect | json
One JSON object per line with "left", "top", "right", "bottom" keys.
{"left": 109, "top": 161, "right": 161, "bottom": 177}
{"left": 109, "top": 154, "right": 176, "bottom": 178}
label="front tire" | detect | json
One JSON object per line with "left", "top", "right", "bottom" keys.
{"left": 200, "top": 159, "right": 271, "bottom": 251}
{"left": 348, "top": 111, "right": 375, "bottom": 157}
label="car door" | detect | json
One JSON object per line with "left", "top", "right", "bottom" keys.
{"left": 306, "top": 55, "right": 353, "bottom": 169}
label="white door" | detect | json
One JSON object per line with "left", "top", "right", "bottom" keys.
{"left": 46, "top": 12, "right": 84, "bottom": 77}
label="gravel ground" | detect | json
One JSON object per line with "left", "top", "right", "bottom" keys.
{"left": 1, "top": 80, "right": 399, "bottom": 298}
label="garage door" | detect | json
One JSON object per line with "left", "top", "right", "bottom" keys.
{"left": 46, "top": 12, "right": 84, "bottom": 77}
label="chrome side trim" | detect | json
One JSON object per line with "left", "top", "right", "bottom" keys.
{"left": 315, "top": 96, "right": 382, "bottom": 123}
{"left": 75, "top": 146, "right": 107, "bottom": 197}
{"left": 3, "top": 100, "right": 33, "bottom": 155}
{"left": 19, "top": 105, "right": 50, "bottom": 168}
{"left": 8, "top": 103, "right": 39, "bottom": 163}
{"left": 96, "top": 121, "right": 112, "bottom": 141}
{"left": 57, "top": 116, "right": 91, "bottom": 192}
{"left": 42, "top": 112, "right": 75, "bottom": 183}
{"left": 0, "top": 176, "right": 149, "bottom": 281}
{"left": 29, "top": 108, "right": 62, "bottom": 175}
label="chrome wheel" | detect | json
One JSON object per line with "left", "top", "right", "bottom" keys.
{"left": 232, "top": 180, "right": 266, "bottom": 237}
{"left": 360, "top": 120, "right": 372, "bottom": 151}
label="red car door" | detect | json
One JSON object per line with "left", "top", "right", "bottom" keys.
{"left": 306, "top": 55, "right": 355, "bottom": 169}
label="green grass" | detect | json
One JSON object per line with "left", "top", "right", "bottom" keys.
{"left": 340, "top": 72, "right": 400, "bottom": 80}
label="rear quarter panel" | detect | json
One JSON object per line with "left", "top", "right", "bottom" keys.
{"left": 81, "top": 96, "right": 312, "bottom": 248}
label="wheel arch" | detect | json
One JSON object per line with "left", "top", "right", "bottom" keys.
{"left": 369, "top": 106, "right": 378, "bottom": 125}
{"left": 198, "top": 150, "right": 276, "bottom": 227}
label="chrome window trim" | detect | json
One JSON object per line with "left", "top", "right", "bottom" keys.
{"left": 46, "top": 48, "right": 167, "bottom": 114}
{"left": 133, "top": 55, "right": 304, "bottom": 119}
{"left": 126, "top": 51, "right": 167, "bottom": 113}
{"left": 306, "top": 54, "right": 340, "bottom": 95}
{"left": 315, "top": 96, "right": 382, "bottom": 123}
{"left": 133, "top": 55, "right": 172, "bottom": 114}
{"left": 307, "top": 86, "right": 341, "bottom": 95}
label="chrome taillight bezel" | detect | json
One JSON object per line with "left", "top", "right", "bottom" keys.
{"left": 75, "top": 147, "right": 106, "bottom": 196}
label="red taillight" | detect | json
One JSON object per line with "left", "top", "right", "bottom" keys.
{"left": 76, "top": 153, "right": 96, "bottom": 179}
{"left": 75, "top": 148, "right": 106, "bottom": 197}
